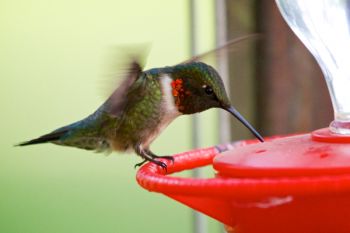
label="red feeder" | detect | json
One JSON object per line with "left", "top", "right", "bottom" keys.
{"left": 137, "top": 129, "right": 350, "bottom": 233}
{"left": 138, "top": 1, "right": 350, "bottom": 232}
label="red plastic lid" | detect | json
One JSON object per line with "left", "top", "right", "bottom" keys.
{"left": 312, "top": 127, "right": 350, "bottom": 143}
{"left": 214, "top": 129, "right": 350, "bottom": 178}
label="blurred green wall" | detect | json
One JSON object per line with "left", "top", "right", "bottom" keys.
{"left": 0, "top": 0, "right": 222, "bottom": 232}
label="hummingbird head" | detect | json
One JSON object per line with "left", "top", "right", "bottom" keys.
{"left": 169, "top": 62, "right": 264, "bottom": 142}
{"left": 170, "top": 62, "right": 230, "bottom": 113}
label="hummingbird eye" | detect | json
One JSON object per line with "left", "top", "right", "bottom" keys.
{"left": 203, "top": 85, "right": 214, "bottom": 95}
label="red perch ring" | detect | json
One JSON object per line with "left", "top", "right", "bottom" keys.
{"left": 137, "top": 129, "right": 350, "bottom": 233}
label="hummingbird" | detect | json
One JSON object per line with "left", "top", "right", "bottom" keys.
{"left": 18, "top": 40, "right": 264, "bottom": 170}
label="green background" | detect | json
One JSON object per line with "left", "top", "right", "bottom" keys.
{"left": 1, "top": 0, "right": 223, "bottom": 232}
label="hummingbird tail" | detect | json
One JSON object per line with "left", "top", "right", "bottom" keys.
{"left": 17, "top": 129, "right": 68, "bottom": 146}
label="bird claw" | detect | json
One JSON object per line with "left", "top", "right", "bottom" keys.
{"left": 156, "top": 155, "right": 174, "bottom": 164}
{"left": 134, "top": 160, "right": 147, "bottom": 169}
{"left": 154, "top": 160, "right": 167, "bottom": 172}
{"left": 134, "top": 147, "right": 170, "bottom": 171}
{"left": 134, "top": 159, "right": 168, "bottom": 172}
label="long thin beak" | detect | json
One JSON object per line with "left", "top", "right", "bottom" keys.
{"left": 225, "top": 106, "right": 264, "bottom": 142}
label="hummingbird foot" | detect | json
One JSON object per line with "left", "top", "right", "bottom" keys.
{"left": 134, "top": 159, "right": 148, "bottom": 168}
{"left": 145, "top": 150, "right": 174, "bottom": 164}
{"left": 134, "top": 146, "right": 168, "bottom": 171}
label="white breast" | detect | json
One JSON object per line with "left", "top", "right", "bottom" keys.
{"left": 142, "top": 75, "right": 182, "bottom": 148}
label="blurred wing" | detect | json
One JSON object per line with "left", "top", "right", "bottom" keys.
{"left": 98, "top": 43, "right": 150, "bottom": 98}
{"left": 180, "top": 34, "right": 260, "bottom": 64}
{"left": 103, "top": 60, "right": 144, "bottom": 116}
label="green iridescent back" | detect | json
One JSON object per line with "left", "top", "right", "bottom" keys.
{"left": 110, "top": 72, "right": 163, "bottom": 150}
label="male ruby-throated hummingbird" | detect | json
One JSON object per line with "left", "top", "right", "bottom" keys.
{"left": 18, "top": 37, "right": 264, "bottom": 170}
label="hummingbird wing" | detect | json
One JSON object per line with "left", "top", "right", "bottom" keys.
{"left": 180, "top": 34, "right": 260, "bottom": 64}
{"left": 103, "top": 61, "right": 144, "bottom": 116}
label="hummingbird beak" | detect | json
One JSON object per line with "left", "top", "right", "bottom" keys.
{"left": 224, "top": 106, "right": 264, "bottom": 142}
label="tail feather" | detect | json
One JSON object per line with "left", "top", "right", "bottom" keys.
{"left": 17, "top": 130, "right": 68, "bottom": 146}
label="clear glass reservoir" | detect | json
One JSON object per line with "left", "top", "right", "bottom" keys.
{"left": 276, "top": 0, "right": 350, "bottom": 134}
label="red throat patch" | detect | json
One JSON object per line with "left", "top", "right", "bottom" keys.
{"left": 171, "top": 79, "right": 183, "bottom": 97}
{"left": 171, "top": 79, "right": 190, "bottom": 110}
